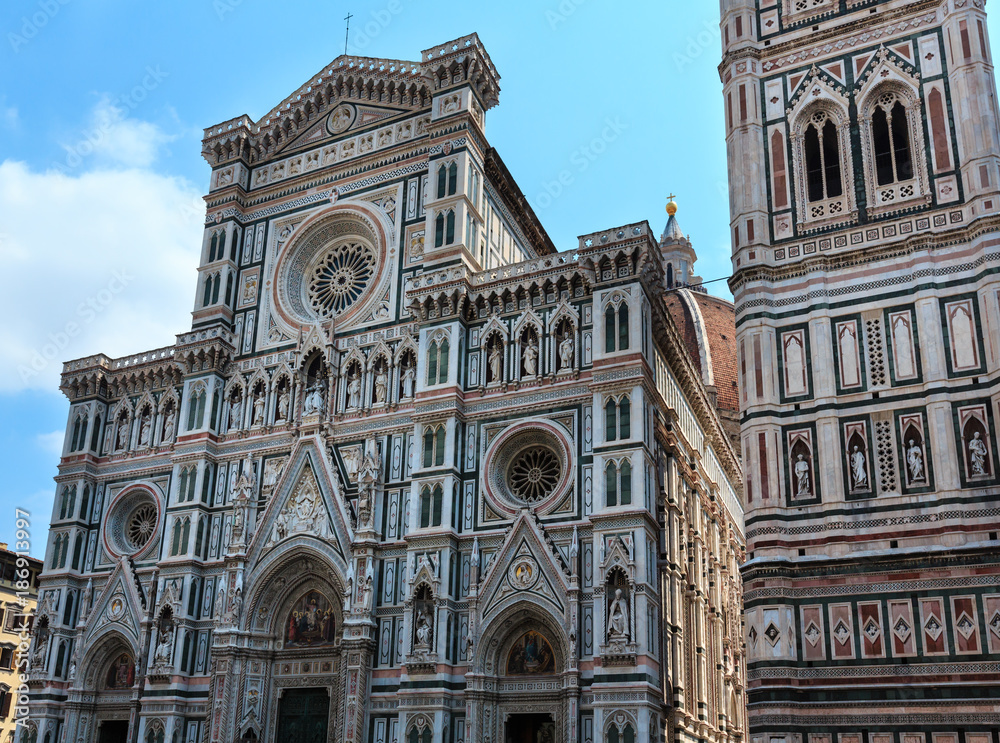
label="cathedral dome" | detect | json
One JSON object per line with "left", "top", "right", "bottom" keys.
{"left": 664, "top": 290, "right": 739, "bottom": 438}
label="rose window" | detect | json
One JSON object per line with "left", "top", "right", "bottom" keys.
{"left": 486, "top": 423, "right": 572, "bottom": 512}
{"left": 126, "top": 504, "right": 157, "bottom": 550}
{"left": 105, "top": 488, "right": 160, "bottom": 557}
{"left": 508, "top": 447, "right": 562, "bottom": 503}
{"left": 307, "top": 241, "right": 376, "bottom": 318}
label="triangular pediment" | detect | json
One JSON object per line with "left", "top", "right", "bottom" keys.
{"left": 479, "top": 511, "right": 569, "bottom": 619}
{"left": 788, "top": 66, "right": 849, "bottom": 121}
{"left": 84, "top": 560, "right": 144, "bottom": 645}
{"left": 275, "top": 102, "right": 417, "bottom": 157}
{"left": 247, "top": 439, "right": 349, "bottom": 567}
{"left": 854, "top": 46, "right": 920, "bottom": 99}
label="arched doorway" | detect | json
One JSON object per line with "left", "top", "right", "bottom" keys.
{"left": 233, "top": 550, "right": 347, "bottom": 743}
{"left": 470, "top": 604, "right": 575, "bottom": 743}
{"left": 78, "top": 632, "right": 139, "bottom": 743}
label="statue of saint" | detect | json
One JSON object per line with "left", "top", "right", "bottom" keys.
{"left": 374, "top": 368, "right": 388, "bottom": 404}
{"left": 608, "top": 588, "right": 628, "bottom": 640}
{"left": 401, "top": 363, "right": 416, "bottom": 399}
{"left": 969, "top": 431, "right": 989, "bottom": 476}
{"left": 154, "top": 627, "right": 174, "bottom": 665}
{"left": 275, "top": 388, "right": 289, "bottom": 422}
{"left": 488, "top": 342, "right": 503, "bottom": 383}
{"left": 139, "top": 416, "right": 151, "bottom": 447}
{"left": 252, "top": 394, "right": 265, "bottom": 426}
{"left": 559, "top": 334, "right": 574, "bottom": 370}
{"left": 522, "top": 339, "right": 538, "bottom": 377}
{"left": 229, "top": 398, "right": 242, "bottom": 429}
{"left": 415, "top": 609, "right": 433, "bottom": 650}
{"left": 906, "top": 440, "right": 924, "bottom": 481}
{"left": 347, "top": 373, "right": 362, "bottom": 409}
{"left": 850, "top": 446, "right": 868, "bottom": 489}
{"left": 794, "top": 454, "right": 810, "bottom": 496}
{"left": 162, "top": 410, "right": 175, "bottom": 442}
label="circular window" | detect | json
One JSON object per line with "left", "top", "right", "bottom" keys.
{"left": 273, "top": 210, "right": 386, "bottom": 327}
{"left": 508, "top": 447, "right": 562, "bottom": 503}
{"left": 307, "top": 241, "right": 376, "bottom": 318}
{"left": 126, "top": 504, "right": 157, "bottom": 550}
{"left": 486, "top": 422, "right": 573, "bottom": 513}
{"left": 104, "top": 487, "right": 160, "bottom": 558}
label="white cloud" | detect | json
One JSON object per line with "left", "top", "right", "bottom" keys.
{"left": 0, "top": 489, "right": 55, "bottom": 557}
{"left": 0, "top": 107, "right": 205, "bottom": 394}
{"left": 36, "top": 430, "right": 65, "bottom": 458}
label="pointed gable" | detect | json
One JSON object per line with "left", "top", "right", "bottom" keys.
{"left": 247, "top": 439, "right": 350, "bottom": 567}
{"left": 479, "top": 511, "right": 570, "bottom": 618}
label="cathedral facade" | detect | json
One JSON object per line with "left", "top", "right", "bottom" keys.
{"left": 721, "top": 0, "right": 1000, "bottom": 740}
{"left": 29, "top": 35, "right": 745, "bottom": 743}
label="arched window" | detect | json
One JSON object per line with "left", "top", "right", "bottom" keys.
{"left": 434, "top": 212, "right": 445, "bottom": 248}
{"left": 70, "top": 414, "right": 86, "bottom": 452}
{"left": 71, "top": 534, "right": 83, "bottom": 571}
{"left": 605, "top": 460, "right": 632, "bottom": 507}
{"left": 607, "top": 723, "right": 636, "bottom": 743}
{"left": 803, "top": 111, "right": 843, "bottom": 202}
{"left": 209, "top": 233, "right": 218, "bottom": 263}
{"left": 872, "top": 93, "right": 913, "bottom": 186}
{"left": 171, "top": 517, "right": 191, "bottom": 556}
{"left": 225, "top": 271, "right": 235, "bottom": 307}
{"left": 605, "top": 399, "right": 618, "bottom": 441}
{"left": 666, "top": 263, "right": 674, "bottom": 288}
{"left": 605, "top": 462, "right": 618, "bottom": 507}
{"left": 62, "top": 592, "right": 75, "bottom": 625}
{"left": 211, "top": 272, "right": 222, "bottom": 305}
{"left": 419, "top": 485, "right": 443, "bottom": 528}
{"left": 620, "top": 460, "right": 632, "bottom": 505}
{"left": 194, "top": 518, "right": 205, "bottom": 558}
{"left": 90, "top": 414, "right": 103, "bottom": 452}
{"left": 423, "top": 429, "right": 434, "bottom": 468}
{"left": 419, "top": 486, "right": 432, "bottom": 528}
{"left": 80, "top": 486, "right": 90, "bottom": 523}
{"left": 618, "top": 304, "right": 630, "bottom": 350}
{"left": 432, "top": 484, "right": 443, "bottom": 527}
{"left": 445, "top": 210, "right": 456, "bottom": 245}
{"left": 426, "top": 342, "right": 438, "bottom": 386}
{"left": 605, "top": 306, "right": 616, "bottom": 353}
{"left": 187, "top": 387, "right": 207, "bottom": 431}
{"left": 59, "top": 487, "right": 73, "bottom": 520}
{"left": 435, "top": 427, "right": 446, "bottom": 467}
{"left": 202, "top": 274, "right": 214, "bottom": 307}
{"left": 619, "top": 397, "right": 631, "bottom": 439}
{"left": 437, "top": 164, "right": 447, "bottom": 199}
{"left": 447, "top": 163, "right": 458, "bottom": 196}
{"left": 423, "top": 425, "right": 446, "bottom": 468}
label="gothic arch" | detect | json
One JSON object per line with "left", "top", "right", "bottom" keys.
{"left": 474, "top": 600, "right": 569, "bottom": 677}
{"left": 244, "top": 545, "right": 347, "bottom": 635}
{"left": 81, "top": 629, "right": 136, "bottom": 691}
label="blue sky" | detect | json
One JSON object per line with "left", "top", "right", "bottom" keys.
{"left": 3, "top": 1, "right": 994, "bottom": 557}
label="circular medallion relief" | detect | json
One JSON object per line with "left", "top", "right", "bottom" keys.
{"left": 328, "top": 104, "right": 356, "bottom": 134}
{"left": 509, "top": 556, "right": 538, "bottom": 590}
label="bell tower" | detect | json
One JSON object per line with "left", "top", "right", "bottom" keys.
{"left": 722, "top": 0, "right": 1000, "bottom": 740}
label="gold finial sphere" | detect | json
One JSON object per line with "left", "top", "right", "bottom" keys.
{"left": 666, "top": 196, "right": 678, "bottom": 217}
